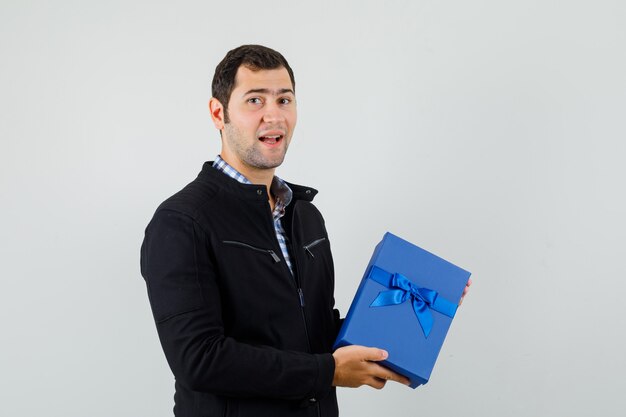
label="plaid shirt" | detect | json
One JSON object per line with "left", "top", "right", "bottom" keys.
{"left": 212, "top": 156, "right": 294, "bottom": 275}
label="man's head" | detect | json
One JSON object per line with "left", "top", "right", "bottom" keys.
{"left": 211, "top": 45, "right": 295, "bottom": 124}
{"left": 209, "top": 45, "right": 297, "bottom": 177}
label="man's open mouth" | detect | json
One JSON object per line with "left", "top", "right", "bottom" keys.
{"left": 258, "top": 135, "right": 284, "bottom": 145}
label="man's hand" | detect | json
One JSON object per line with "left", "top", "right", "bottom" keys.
{"left": 459, "top": 278, "right": 472, "bottom": 306}
{"left": 332, "top": 345, "right": 411, "bottom": 389}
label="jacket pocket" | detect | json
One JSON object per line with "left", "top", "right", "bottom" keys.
{"left": 303, "top": 237, "right": 327, "bottom": 258}
{"left": 222, "top": 240, "right": 282, "bottom": 263}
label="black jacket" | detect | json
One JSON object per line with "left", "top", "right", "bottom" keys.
{"left": 141, "top": 162, "right": 340, "bottom": 417}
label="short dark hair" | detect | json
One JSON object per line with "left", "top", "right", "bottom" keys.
{"left": 211, "top": 44, "right": 295, "bottom": 123}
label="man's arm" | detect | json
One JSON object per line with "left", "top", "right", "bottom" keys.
{"left": 141, "top": 209, "right": 335, "bottom": 400}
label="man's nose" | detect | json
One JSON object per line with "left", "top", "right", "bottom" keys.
{"left": 262, "top": 101, "right": 285, "bottom": 123}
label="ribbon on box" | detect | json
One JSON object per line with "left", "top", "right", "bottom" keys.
{"left": 368, "top": 266, "right": 457, "bottom": 338}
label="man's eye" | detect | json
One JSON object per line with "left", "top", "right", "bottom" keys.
{"left": 248, "top": 98, "right": 262, "bottom": 104}
{"left": 279, "top": 98, "right": 292, "bottom": 105}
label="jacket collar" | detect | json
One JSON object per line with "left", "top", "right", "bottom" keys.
{"left": 197, "top": 161, "right": 318, "bottom": 202}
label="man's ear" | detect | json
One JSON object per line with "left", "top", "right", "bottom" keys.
{"left": 209, "top": 97, "right": 225, "bottom": 130}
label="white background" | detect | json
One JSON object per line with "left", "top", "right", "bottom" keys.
{"left": 1, "top": 1, "right": 625, "bottom": 416}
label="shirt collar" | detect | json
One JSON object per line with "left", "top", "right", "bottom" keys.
{"left": 212, "top": 155, "right": 293, "bottom": 212}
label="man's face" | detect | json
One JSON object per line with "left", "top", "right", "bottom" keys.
{"left": 220, "top": 65, "right": 297, "bottom": 173}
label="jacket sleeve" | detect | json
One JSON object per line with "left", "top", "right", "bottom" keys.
{"left": 140, "top": 208, "right": 335, "bottom": 400}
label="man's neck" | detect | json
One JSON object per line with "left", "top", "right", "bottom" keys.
{"left": 219, "top": 154, "right": 275, "bottom": 197}
{"left": 240, "top": 167, "right": 275, "bottom": 191}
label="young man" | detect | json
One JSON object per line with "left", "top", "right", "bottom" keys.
{"left": 141, "top": 45, "right": 438, "bottom": 417}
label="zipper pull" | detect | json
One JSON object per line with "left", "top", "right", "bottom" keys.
{"left": 268, "top": 250, "right": 281, "bottom": 263}
{"left": 298, "top": 288, "right": 306, "bottom": 307}
{"left": 304, "top": 246, "right": 315, "bottom": 258}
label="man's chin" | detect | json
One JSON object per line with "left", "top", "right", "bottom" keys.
{"left": 255, "top": 158, "right": 286, "bottom": 170}
{"left": 245, "top": 155, "right": 287, "bottom": 170}
{"left": 248, "top": 148, "right": 288, "bottom": 170}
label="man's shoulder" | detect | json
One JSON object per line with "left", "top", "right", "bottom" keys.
{"left": 153, "top": 163, "right": 224, "bottom": 220}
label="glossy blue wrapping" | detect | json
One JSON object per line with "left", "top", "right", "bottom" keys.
{"left": 333, "top": 232, "right": 471, "bottom": 388}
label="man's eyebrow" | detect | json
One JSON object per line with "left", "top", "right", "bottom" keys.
{"left": 242, "top": 88, "right": 295, "bottom": 96}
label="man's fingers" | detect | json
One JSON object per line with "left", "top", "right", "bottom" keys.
{"left": 332, "top": 345, "right": 413, "bottom": 388}
{"left": 368, "top": 363, "right": 411, "bottom": 386}
{"left": 368, "top": 377, "right": 386, "bottom": 390}
{"left": 382, "top": 371, "right": 410, "bottom": 386}
{"left": 389, "top": 372, "right": 411, "bottom": 386}
{"left": 363, "top": 348, "right": 411, "bottom": 385}
{"left": 361, "top": 347, "right": 388, "bottom": 362}
{"left": 459, "top": 278, "right": 472, "bottom": 305}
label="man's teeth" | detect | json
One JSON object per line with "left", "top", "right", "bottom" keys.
{"left": 260, "top": 135, "right": 282, "bottom": 143}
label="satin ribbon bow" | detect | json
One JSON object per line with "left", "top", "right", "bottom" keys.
{"left": 369, "top": 267, "right": 457, "bottom": 338}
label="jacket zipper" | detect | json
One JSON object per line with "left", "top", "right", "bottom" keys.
{"left": 222, "top": 240, "right": 281, "bottom": 263}
{"left": 288, "top": 202, "right": 312, "bottom": 345}
{"left": 303, "top": 237, "right": 326, "bottom": 258}
{"left": 288, "top": 205, "right": 321, "bottom": 414}
{"left": 289, "top": 204, "right": 323, "bottom": 414}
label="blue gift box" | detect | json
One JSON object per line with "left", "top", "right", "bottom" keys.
{"left": 333, "top": 232, "right": 471, "bottom": 388}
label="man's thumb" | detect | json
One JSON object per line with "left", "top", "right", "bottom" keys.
{"left": 364, "top": 347, "right": 388, "bottom": 362}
